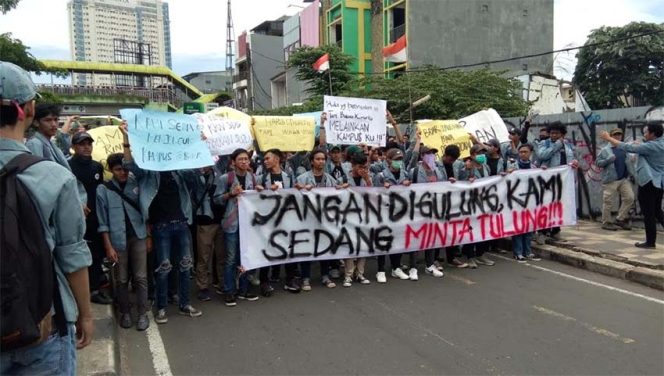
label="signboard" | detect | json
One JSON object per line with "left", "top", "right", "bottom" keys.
{"left": 252, "top": 116, "right": 316, "bottom": 152}
{"left": 323, "top": 95, "right": 387, "bottom": 147}
{"left": 418, "top": 120, "right": 473, "bottom": 159}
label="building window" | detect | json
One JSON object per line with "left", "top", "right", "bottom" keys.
{"left": 329, "top": 23, "right": 342, "bottom": 47}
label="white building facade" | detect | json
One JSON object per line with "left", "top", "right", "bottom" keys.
{"left": 67, "top": 0, "right": 172, "bottom": 86}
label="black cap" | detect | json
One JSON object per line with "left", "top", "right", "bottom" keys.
{"left": 72, "top": 132, "right": 94, "bottom": 145}
{"left": 508, "top": 127, "right": 522, "bottom": 136}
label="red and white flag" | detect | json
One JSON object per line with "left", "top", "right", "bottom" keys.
{"left": 312, "top": 53, "right": 330, "bottom": 73}
{"left": 383, "top": 36, "right": 407, "bottom": 63}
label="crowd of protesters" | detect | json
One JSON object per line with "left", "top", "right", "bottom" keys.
{"left": 4, "top": 63, "right": 663, "bottom": 344}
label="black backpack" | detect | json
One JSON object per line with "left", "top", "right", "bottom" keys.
{"left": 1, "top": 154, "right": 66, "bottom": 352}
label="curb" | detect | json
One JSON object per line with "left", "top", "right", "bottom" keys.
{"left": 77, "top": 304, "right": 120, "bottom": 375}
{"left": 497, "top": 239, "right": 664, "bottom": 291}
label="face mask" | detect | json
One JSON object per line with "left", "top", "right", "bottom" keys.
{"left": 391, "top": 160, "right": 403, "bottom": 170}
{"left": 475, "top": 154, "right": 487, "bottom": 164}
{"left": 423, "top": 154, "right": 436, "bottom": 170}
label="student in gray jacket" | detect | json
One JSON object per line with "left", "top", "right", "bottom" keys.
{"left": 595, "top": 128, "right": 635, "bottom": 231}
{"left": 600, "top": 123, "right": 664, "bottom": 248}
{"left": 96, "top": 153, "right": 149, "bottom": 331}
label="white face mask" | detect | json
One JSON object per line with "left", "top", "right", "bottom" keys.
{"left": 423, "top": 154, "right": 436, "bottom": 170}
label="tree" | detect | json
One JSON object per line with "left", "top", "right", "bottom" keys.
{"left": 0, "top": 33, "right": 47, "bottom": 73}
{"left": 0, "top": 0, "right": 20, "bottom": 14}
{"left": 286, "top": 45, "right": 355, "bottom": 97}
{"left": 347, "top": 67, "right": 529, "bottom": 122}
{"left": 573, "top": 22, "right": 664, "bottom": 109}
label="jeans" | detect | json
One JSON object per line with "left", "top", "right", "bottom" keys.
{"left": 223, "top": 231, "right": 249, "bottom": 294}
{"left": 153, "top": 221, "right": 193, "bottom": 311}
{"left": 114, "top": 237, "right": 148, "bottom": 315}
{"left": 512, "top": 232, "right": 533, "bottom": 257}
{"left": 0, "top": 324, "right": 76, "bottom": 375}
{"left": 602, "top": 178, "right": 635, "bottom": 223}
{"left": 639, "top": 182, "right": 664, "bottom": 245}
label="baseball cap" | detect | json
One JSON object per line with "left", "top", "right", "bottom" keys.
{"left": 421, "top": 145, "right": 439, "bottom": 155}
{"left": 508, "top": 127, "right": 522, "bottom": 136}
{"left": 329, "top": 145, "right": 342, "bottom": 152}
{"left": 345, "top": 145, "right": 363, "bottom": 157}
{"left": 485, "top": 139, "right": 501, "bottom": 149}
{"left": 610, "top": 128, "right": 624, "bottom": 136}
{"left": 0, "top": 61, "right": 39, "bottom": 104}
{"left": 470, "top": 144, "right": 488, "bottom": 154}
{"left": 386, "top": 148, "right": 404, "bottom": 160}
{"left": 72, "top": 132, "right": 94, "bottom": 144}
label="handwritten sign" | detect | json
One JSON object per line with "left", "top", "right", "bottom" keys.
{"left": 459, "top": 108, "right": 509, "bottom": 144}
{"left": 120, "top": 109, "right": 214, "bottom": 171}
{"left": 87, "top": 126, "right": 124, "bottom": 180}
{"left": 323, "top": 95, "right": 387, "bottom": 147}
{"left": 239, "top": 166, "right": 577, "bottom": 270}
{"left": 252, "top": 116, "right": 315, "bottom": 152}
{"left": 194, "top": 113, "right": 253, "bottom": 156}
{"left": 418, "top": 120, "right": 472, "bottom": 159}
{"left": 293, "top": 111, "right": 322, "bottom": 139}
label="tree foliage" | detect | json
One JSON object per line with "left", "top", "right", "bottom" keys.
{"left": 286, "top": 45, "right": 355, "bottom": 97}
{"left": 573, "top": 22, "right": 664, "bottom": 108}
{"left": 347, "top": 67, "right": 528, "bottom": 122}
{"left": 0, "top": 0, "right": 20, "bottom": 14}
{"left": 0, "top": 33, "right": 68, "bottom": 76}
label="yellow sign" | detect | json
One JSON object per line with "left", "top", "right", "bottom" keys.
{"left": 207, "top": 106, "right": 253, "bottom": 139}
{"left": 89, "top": 126, "right": 124, "bottom": 180}
{"left": 252, "top": 116, "right": 316, "bottom": 152}
{"left": 418, "top": 120, "right": 472, "bottom": 159}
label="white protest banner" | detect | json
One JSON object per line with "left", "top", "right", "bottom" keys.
{"left": 323, "top": 95, "right": 387, "bottom": 147}
{"left": 194, "top": 113, "right": 253, "bottom": 156}
{"left": 239, "top": 166, "right": 576, "bottom": 270}
{"left": 120, "top": 109, "right": 214, "bottom": 171}
{"left": 460, "top": 108, "right": 509, "bottom": 144}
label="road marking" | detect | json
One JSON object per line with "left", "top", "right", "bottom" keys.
{"left": 492, "top": 254, "right": 664, "bottom": 305}
{"left": 533, "top": 305, "right": 635, "bottom": 344}
{"left": 146, "top": 312, "right": 173, "bottom": 376}
{"left": 446, "top": 273, "right": 477, "bottom": 285}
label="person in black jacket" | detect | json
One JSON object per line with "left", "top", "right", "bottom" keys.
{"left": 69, "top": 132, "right": 110, "bottom": 304}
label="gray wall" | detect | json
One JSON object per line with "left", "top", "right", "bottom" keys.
{"left": 408, "top": 0, "right": 553, "bottom": 76}
{"left": 504, "top": 106, "right": 664, "bottom": 219}
{"left": 286, "top": 68, "right": 310, "bottom": 105}
{"left": 185, "top": 72, "right": 233, "bottom": 94}
{"left": 251, "top": 33, "right": 285, "bottom": 111}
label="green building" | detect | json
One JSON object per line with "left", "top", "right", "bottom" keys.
{"left": 325, "top": 0, "right": 373, "bottom": 75}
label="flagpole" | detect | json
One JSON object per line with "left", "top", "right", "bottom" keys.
{"left": 327, "top": 68, "right": 333, "bottom": 96}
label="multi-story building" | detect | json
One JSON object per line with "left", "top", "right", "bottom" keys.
{"left": 381, "top": 0, "right": 554, "bottom": 76}
{"left": 234, "top": 19, "right": 286, "bottom": 112}
{"left": 271, "top": 0, "right": 320, "bottom": 108}
{"left": 324, "top": 0, "right": 373, "bottom": 75}
{"left": 67, "top": 0, "right": 172, "bottom": 86}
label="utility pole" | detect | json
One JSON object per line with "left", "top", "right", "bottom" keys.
{"left": 225, "top": 0, "right": 235, "bottom": 99}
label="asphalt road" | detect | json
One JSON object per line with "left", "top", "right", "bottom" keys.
{"left": 119, "top": 253, "right": 664, "bottom": 375}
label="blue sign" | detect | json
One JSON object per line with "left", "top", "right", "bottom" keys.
{"left": 120, "top": 109, "right": 214, "bottom": 171}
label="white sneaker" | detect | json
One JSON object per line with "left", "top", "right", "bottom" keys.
{"left": 391, "top": 268, "right": 410, "bottom": 280}
{"left": 425, "top": 265, "right": 444, "bottom": 278}
{"left": 433, "top": 260, "right": 444, "bottom": 271}
{"left": 301, "top": 278, "right": 312, "bottom": 291}
{"left": 376, "top": 272, "right": 387, "bottom": 283}
{"left": 342, "top": 277, "right": 352, "bottom": 287}
{"left": 408, "top": 268, "right": 419, "bottom": 281}
{"left": 356, "top": 274, "right": 371, "bottom": 285}
{"left": 476, "top": 256, "right": 495, "bottom": 266}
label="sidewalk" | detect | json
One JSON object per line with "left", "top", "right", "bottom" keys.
{"left": 512, "top": 220, "right": 664, "bottom": 291}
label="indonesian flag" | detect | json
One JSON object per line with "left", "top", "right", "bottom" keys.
{"left": 383, "top": 35, "right": 407, "bottom": 63}
{"left": 312, "top": 53, "right": 330, "bottom": 73}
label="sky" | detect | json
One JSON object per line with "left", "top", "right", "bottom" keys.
{"left": 0, "top": 0, "right": 662, "bottom": 83}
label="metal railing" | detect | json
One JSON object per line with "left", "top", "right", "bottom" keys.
{"left": 37, "top": 84, "right": 184, "bottom": 107}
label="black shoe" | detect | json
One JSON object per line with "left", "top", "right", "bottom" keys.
{"left": 283, "top": 279, "right": 301, "bottom": 293}
{"left": 236, "top": 292, "right": 259, "bottom": 301}
{"left": 224, "top": 293, "right": 237, "bottom": 307}
{"left": 119, "top": 313, "right": 132, "bottom": 329}
{"left": 136, "top": 314, "right": 149, "bottom": 331}
{"left": 635, "top": 242, "right": 656, "bottom": 249}
{"left": 91, "top": 291, "right": 112, "bottom": 305}
{"left": 514, "top": 255, "right": 527, "bottom": 263}
{"left": 197, "top": 289, "right": 212, "bottom": 302}
{"left": 168, "top": 294, "right": 179, "bottom": 305}
{"left": 260, "top": 283, "right": 274, "bottom": 297}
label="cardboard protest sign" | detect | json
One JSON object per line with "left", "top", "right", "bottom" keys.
{"left": 194, "top": 113, "right": 253, "bottom": 156}
{"left": 323, "top": 95, "right": 387, "bottom": 147}
{"left": 75, "top": 126, "right": 123, "bottom": 180}
{"left": 239, "top": 166, "right": 576, "bottom": 270}
{"left": 460, "top": 108, "right": 509, "bottom": 144}
{"left": 293, "top": 111, "right": 322, "bottom": 139}
{"left": 418, "top": 120, "right": 473, "bottom": 159}
{"left": 252, "top": 116, "right": 316, "bottom": 152}
{"left": 120, "top": 109, "right": 214, "bottom": 171}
